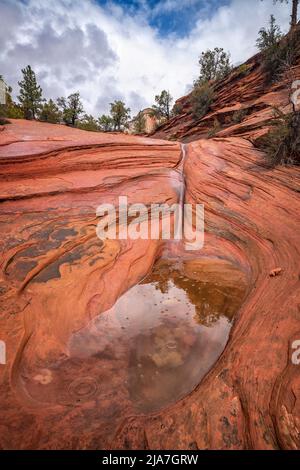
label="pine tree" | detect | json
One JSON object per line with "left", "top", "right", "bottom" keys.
{"left": 18, "top": 65, "right": 43, "bottom": 119}
{"left": 98, "top": 114, "right": 114, "bottom": 131}
{"left": 39, "top": 99, "right": 61, "bottom": 123}
{"left": 151, "top": 90, "right": 173, "bottom": 120}
{"left": 257, "top": 12, "right": 299, "bottom": 82}
{"left": 57, "top": 92, "right": 84, "bottom": 126}
{"left": 196, "top": 48, "right": 232, "bottom": 85}
{"left": 109, "top": 100, "right": 131, "bottom": 131}
{"left": 256, "top": 15, "right": 283, "bottom": 51}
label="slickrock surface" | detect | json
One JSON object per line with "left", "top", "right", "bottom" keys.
{"left": 0, "top": 117, "right": 299, "bottom": 449}
{"left": 0, "top": 120, "right": 181, "bottom": 449}
{"left": 114, "top": 138, "right": 300, "bottom": 450}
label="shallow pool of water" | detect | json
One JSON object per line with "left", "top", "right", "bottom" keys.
{"left": 69, "top": 258, "right": 247, "bottom": 413}
{"left": 20, "top": 257, "right": 247, "bottom": 428}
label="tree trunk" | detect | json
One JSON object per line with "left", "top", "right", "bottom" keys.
{"left": 291, "top": 0, "right": 298, "bottom": 28}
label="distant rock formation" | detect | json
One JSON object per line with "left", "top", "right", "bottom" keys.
{"left": 128, "top": 107, "right": 160, "bottom": 135}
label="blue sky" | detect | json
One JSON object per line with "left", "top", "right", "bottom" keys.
{"left": 99, "top": 0, "right": 230, "bottom": 37}
{"left": 0, "top": 0, "right": 291, "bottom": 116}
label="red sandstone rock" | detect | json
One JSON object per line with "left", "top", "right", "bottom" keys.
{"left": 113, "top": 138, "right": 300, "bottom": 450}
{"left": 269, "top": 268, "right": 283, "bottom": 277}
{"left": 0, "top": 120, "right": 181, "bottom": 449}
{"left": 151, "top": 43, "right": 300, "bottom": 144}
{"left": 1, "top": 34, "right": 300, "bottom": 451}
{"left": 0, "top": 119, "right": 299, "bottom": 450}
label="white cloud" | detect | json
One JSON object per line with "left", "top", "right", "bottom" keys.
{"left": 0, "top": 0, "right": 291, "bottom": 117}
{"left": 151, "top": 0, "right": 200, "bottom": 15}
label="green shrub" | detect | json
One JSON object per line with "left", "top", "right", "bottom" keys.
{"left": 207, "top": 118, "right": 221, "bottom": 138}
{"left": 256, "top": 15, "right": 283, "bottom": 52}
{"left": 76, "top": 114, "right": 99, "bottom": 132}
{"left": 235, "top": 63, "right": 252, "bottom": 78}
{"left": 258, "top": 108, "right": 300, "bottom": 166}
{"left": 98, "top": 115, "right": 114, "bottom": 132}
{"left": 39, "top": 99, "right": 61, "bottom": 123}
{"left": 0, "top": 117, "right": 10, "bottom": 125}
{"left": 133, "top": 111, "right": 146, "bottom": 134}
{"left": 172, "top": 102, "right": 183, "bottom": 116}
{"left": 0, "top": 80, "right": 24, "bottom": 120}
{"left": 231, "top": 108, "right": 248, "bottom": 124}
{"left": 260, "top": 28, "right": 300, "bottom": 83}
{"left": 191, "top": 82, "right": 215, "bottom": 120}
{"left": 6, "top": 104, "right": 24, "bottom": 119}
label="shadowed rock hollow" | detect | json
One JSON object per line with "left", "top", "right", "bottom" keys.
{"left": 0, "top": 44, "right": 300, "bottom": 449}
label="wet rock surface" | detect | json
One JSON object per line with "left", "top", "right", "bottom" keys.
{"left": 0, "top": 118, "right": 299, "bottom": 449}
{"left": 114, "top": 138, "right": 300, "bottom": 450}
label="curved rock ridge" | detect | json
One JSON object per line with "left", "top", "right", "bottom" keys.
{"left": 0, "top": 119, "right": 299, "bottom": 449}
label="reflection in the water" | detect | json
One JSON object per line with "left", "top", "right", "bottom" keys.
{"left": 19, "top": 258, "right": 248, "bottom": 435}
{"left": 124, "top": 259, "right": 247, "bottom": 412}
